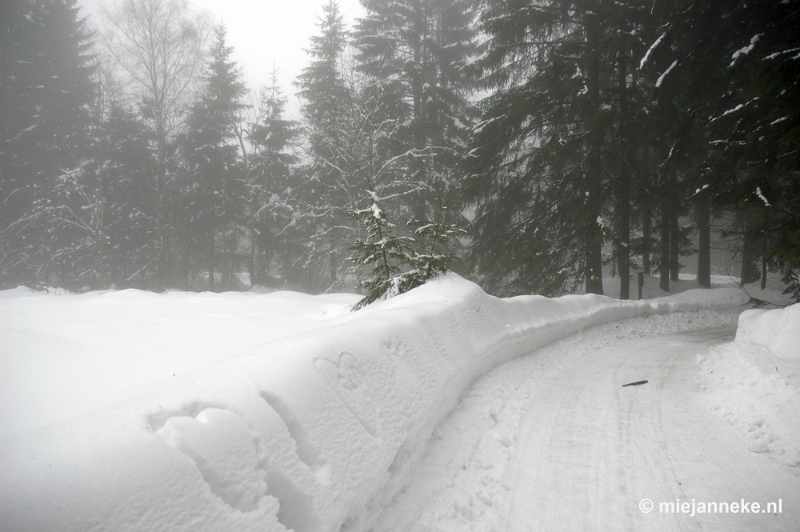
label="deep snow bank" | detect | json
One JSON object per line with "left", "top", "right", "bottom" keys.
{"left": 735, "top": 304, "right": 800, "bottom": 380}
{"left": 699, "top": 303, "right": 800, "bottom": 468}
{"left": 0, "top": 275, "right": 747, "bottom": 532}
{"left": 0, "top": 287, "right": 360, "bottom": 440}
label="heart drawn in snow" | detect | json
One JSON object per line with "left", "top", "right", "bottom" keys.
{"left": 314, "top": 352, "right": 379, "bottom": 437}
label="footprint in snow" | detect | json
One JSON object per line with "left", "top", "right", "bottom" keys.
{"left": 314, "top": 352, "right": 379, "bottom": 437}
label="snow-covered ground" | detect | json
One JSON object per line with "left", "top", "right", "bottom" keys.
{"left": 602, "top": 271, "right": 794, "bottom": 307}
{"left": 0, "top": 286, "right": 360, "bottom": 441}
{"left": 1, "top": 275, "right": 797, "bottom": 531}
{"left": 375, "top": 312, "right": 800, "bottom": 532}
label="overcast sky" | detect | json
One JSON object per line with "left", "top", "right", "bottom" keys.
{"left": 79, "top": 0, "right": 366, "bottom": 118}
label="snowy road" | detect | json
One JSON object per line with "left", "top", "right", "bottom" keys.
{"left": 373, "top": 313, "right": 800, "bottom": 532}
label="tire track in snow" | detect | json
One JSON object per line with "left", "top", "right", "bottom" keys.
{"left": 371, "top": 310, "right": 800, "bottom": 532}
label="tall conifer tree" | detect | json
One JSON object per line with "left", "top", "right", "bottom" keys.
{"left": 179, "top": 24, "right": 247, "bottom": 290}
{"left": 0, "top": 0, "right": 95, "bottom": 287}
{"left": 245, "top": 71, "right": 298, "bottom": 287}
{"left": 466, "top": 0, "right": 615, "bottom": 296}
{"left": 355, "top": 0, "right": 478, "bottom": 224}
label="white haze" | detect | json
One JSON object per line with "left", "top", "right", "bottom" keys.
{"left": 79, "top": 0, "right": 366, "bottom": 118}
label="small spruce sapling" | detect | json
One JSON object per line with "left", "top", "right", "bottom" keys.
{"left": 348, "top": 189, "right": 465, "bottom": 310}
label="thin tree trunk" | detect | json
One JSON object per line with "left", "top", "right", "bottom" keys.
{"left": 208, "top": 230, "right": 215, "bottom": 291}
{"left": 669, "top": 174, "right": 680, "bottom": 282}
{"left": 760, "top": 210, "right": 769, "bottom": 290}
{"left": 411, "top": 7, "right": 427, "bottom": 223}
{"left": 696, "top": 197, "right": 711, "bottom": 288}
{"left": 248, "top": 236, "right": 257, "bottom": 287}
{"left": 584, "top": 9, "right": 604, "bottom": 295}
{"left": 642, "top": 203, "right": 651, "bottom": 275}
{"left": 740, "top": 210, "right": 760, "bottom": 285}
{"left": 660, "top": 196, "right": 670, "bottom": 292}
{"left": 616, "top": 35, "right": 630, "bottom": 300}
{"left": 330, "top": 248, "right": 337, "bottom": 287}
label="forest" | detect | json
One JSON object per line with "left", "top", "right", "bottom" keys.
{"left": 1, "top": 0, "right": 798, "bottom": 300}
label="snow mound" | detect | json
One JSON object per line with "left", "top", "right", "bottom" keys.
{"left": 0, "top": 274, "right": 747, "bottom": 532}
{"left": 735, "top": 304, "right": 800, "bottom": 380}
{"left": 699, "top": 347, "right": 800, "bottom": 468}
{"left": 699, "top": 303, "right": 800, "bottom": 468}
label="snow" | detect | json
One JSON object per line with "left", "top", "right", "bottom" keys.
{"left": 471, "top": 117, "right": 496, "bottom": 135}
{"left": 370, "top": 202, "right": 383, "bottom": 220}
{"left": 730, "top": 34, "right": 761, "bottom": 67}
{"left": 1, "top": 274, "right": 790, "bottom": 532}
{"left": 734, "top": 304, "right": 800, "bottom": 380}
{"left": 720, "top": 103, "right": 745, "bottom": 117}
{"left": 764, "top": 47, "right": 800, "bottom": 61}
{"left": 639, "top": 32, "right": 666, "bottom": 70}
{"left": 699, "top": 331, "right": 800, "bottom": 470}
{"left": 382, "top": 315, "right": 799, "bottom": 531}
{"left": 756, "top": 186, "right": 772, "bottom": 207}
{"left": 0, "top": 287, "right": 359, "bottom": 441}
{"left": 655, "top": 59, "right": 678, "bottom": 87}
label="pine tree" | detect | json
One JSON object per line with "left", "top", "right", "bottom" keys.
{"left": 179, "top": 24, "right": 247, "bottom": 291}
{"left": 245, "top": 71, "right": 298, "bottom": 287}
{"left": 348, "top": 190, "right": 413, "bottom": 309}
{"left": 294, "top": 0, "right": 359, "bottom": 290}
{"left": 297, "top": 0, "right": 350, "bottom": 137}
{"left": 633, "top": 0, "right": 707, "bottom": 293}
{"left": 641, "top": 0, "right": 800, "bottom": 299}
{"left": 348, "top": 187, "right": 464, "bottom": 310}
{"left": 354, "top": 0, "right": 478, "bottom": 224}
{"left": 92, "top": 105, "right": 159, "bottom": 288}
{"left": 466, "top": 0, "right": 616, "bottom": 296}
{"left": 606, "top": 0, "right": 657, "bottom": 299}
{"left": 21, "top": 104, "right": 159, "bottom": 290}
{"left": 0, "top": 0, "right": 95, "bottom": 288}
{"left": 699, "top": 0, "right": 800, "bottom": 297}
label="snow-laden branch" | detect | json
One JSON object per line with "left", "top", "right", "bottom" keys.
{"left": 709, "top": 98, "right": 759, "bottom": 122}
{"left": 730, "top": 34, "right": 761, "bottom": 67}
{"left": 755, "top": 187, "right": 771, "bottom": 207}
{"left": 655, "top": 60, "right": 678, "bottom": 87}
{"left": 639, "top": 32, "right": 666, "bottom": 70}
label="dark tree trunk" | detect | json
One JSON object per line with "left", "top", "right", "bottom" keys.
{"left": 410, "top": 7, "right": 427, "bottom": 223}
{"left": 330, "top": 248, "right": 337, "bottom": 287}
{"left": 208, "top": 230, "right": 215, "bottom": 291}
{"left": 584, "top": 9, "right": 604, "bottom": 295}
{"left": 669, "top": 174, "right": 680, "bottom": 282}
{"left": 760, "top": 210, "right": 769, "bottom": 290}
{"left": 616, "top": 35, "right": 631, "bottom": 300}
{"left": 248, "top": 239, "right": 258, "bottom": 286}
{"left": 696, "top": 198, "right": 711, "bottom": 288}
{"left": 740, "top": 210, "right": 761, "bottom": 285}
{"left": 660, "top": 197, "right": 670, "bottom": 292}
{"left": 642, "top": 204, "right": 651, "bottom": 275}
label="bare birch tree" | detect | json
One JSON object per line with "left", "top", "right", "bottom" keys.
{"left": 99, "top": 0, "right": 210, "bottom": 288}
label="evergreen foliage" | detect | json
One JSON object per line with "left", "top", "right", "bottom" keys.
{"left": 88, "top": 105, "right": 158, "bottom": 287}
{"left": 179, "top": 24, "right": 247, "bottom": 290}
{"left": 652, "top": 0, "right": 800, "bottom": 298}
{"left": 354, "top": 0, "right": 478, "bottom": 223}
{"left": 0, "top": 0, "right": 95, "bottom": 288}
{"left": 466, "top": 0, "right": 616, "bottom": 296}
{"left": 101, "top": 0, "right": 209, "bottom": 289}
{"left": 700, "top": 0, "right": 800, "bottom": 297}
{"left": 0, "top": 0, "right": 797, "bottom": 301}
{"left": 244, "top": 73, "right": 299, "bottom": 287}
{"left": 295, "top": 0, "right": 363, "bottom": 291}
{"left": 348, "top": 189, "right": 465, "bottom": 310}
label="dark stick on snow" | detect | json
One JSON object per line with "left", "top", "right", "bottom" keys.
{"left": 622, "top": 380, "right": 648, "bottom": 387}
